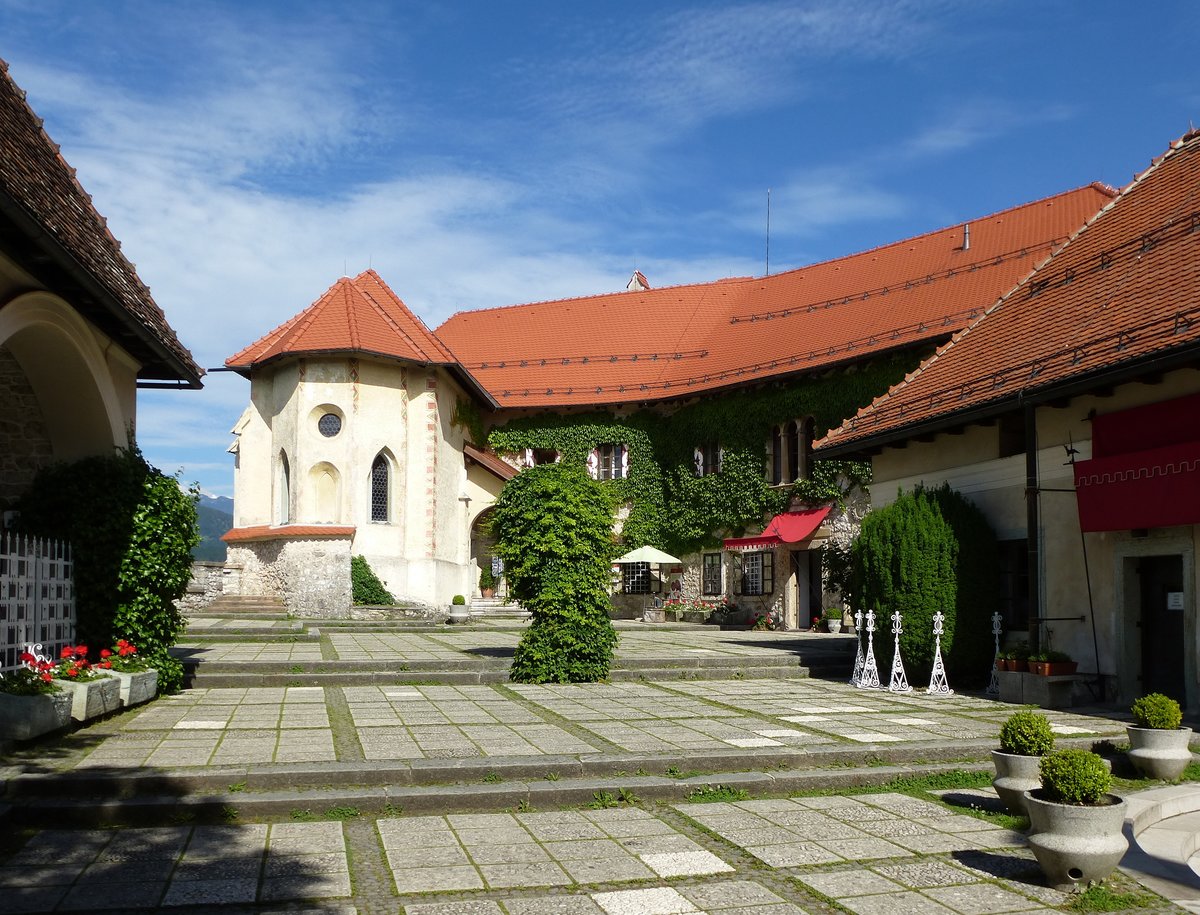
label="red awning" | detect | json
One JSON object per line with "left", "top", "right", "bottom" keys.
{"left": 1074, "top": 440, "right": 1200, "bottom": 532}
{"left": 723, "top": 506, "right": 831, "bottom": 552}
{"left": 1074, "top": 392, "right": 1200, "bottom": 533}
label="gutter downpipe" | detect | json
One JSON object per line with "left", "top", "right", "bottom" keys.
{"left": 1023, "top": 395, "right": 1042, "bottom": 655}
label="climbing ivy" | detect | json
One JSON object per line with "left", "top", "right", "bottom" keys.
{"left": 487, "top": 355, "right": 912, "bottom": 556}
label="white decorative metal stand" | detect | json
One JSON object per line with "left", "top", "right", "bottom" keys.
{"left": 926, "top": 610, "right": 954, "bottom": 696}
{"left": 856, "top": 609, "right": 881, "bottom": 690}
{"left": 986, "top": 611, "right": 1002, "bottom": 696}
{"left": 887, "top": 611, "right": 912, "bottom": 693}
{"left": 849, "top": 608, "right": 865, "bottom": 686}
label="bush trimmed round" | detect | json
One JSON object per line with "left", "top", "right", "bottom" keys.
{"left": 1039, "top": 749, "right": 1111, "bottom": 805}
{"left": 1131, "top": 693, "right": 1183, "bottom": 730}
{"left": 999, "top": 710, "right": 1054, "bottom": 756}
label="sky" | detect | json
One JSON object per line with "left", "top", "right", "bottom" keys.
{"left": 2, "top": 1, "right": 1198, "bottom": 498}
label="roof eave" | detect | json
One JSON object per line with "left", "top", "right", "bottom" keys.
{"left": 816, "top": 342, "right": 1200, "bottom": 459}
{"left": 0, "top": 190, "right": 203, "bottom": 387}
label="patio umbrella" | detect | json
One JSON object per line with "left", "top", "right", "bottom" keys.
{"left": 616, "top": 545, "right": 683, "bottom": 565}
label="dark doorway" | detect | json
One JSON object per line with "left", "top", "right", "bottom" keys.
{"left": 1138, "top": 554, "right": 1186, "bottom": 703}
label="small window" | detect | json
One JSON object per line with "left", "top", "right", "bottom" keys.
{"left": 702, "top": 553, "right": 723, "bottom": 595}
{"left": 370, "top": 454, "right": 390, "bottom": 522}
{"left": 318, "top": 413, "right": 342, "bottom": 437}
{"left": 531, "top": 448, "right": 559, "bottom": 465}
{"left": 593, "top": 443, "right": 626, "bottom": 481}
{"left": 740, "top": 551, "right": 774, "bottom": 596}
{"left": 622, "top": 561, "right": 651, "bottom": 594}
{"left": 694, "top": 442, "right": 722, "bottom": 477}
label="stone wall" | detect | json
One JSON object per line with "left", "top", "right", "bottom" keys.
{"left": 177, "top": 561, "right": 229, "bottom": 613}
{"left": 227, "top": 536, "right": 352, "bottom": 617}
{"left": 0, "top": 345, "right": 53, "bottom": 506}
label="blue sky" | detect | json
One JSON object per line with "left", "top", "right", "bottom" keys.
{"left": 2, "top": 1, "right": 1198, "bottom": 498}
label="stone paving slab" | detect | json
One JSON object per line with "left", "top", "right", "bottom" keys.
{"left": 0, "top": 822, "right": 349, "bottom": 912}
{"left": 24, "top": 676, "right": 1130, "bottom": 775}
{"left": 176, "top": 642, "right": 325, "bottom": 662}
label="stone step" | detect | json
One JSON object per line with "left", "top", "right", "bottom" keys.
{"left": 2, "top": 745, "right": 1007, "bottom": 827}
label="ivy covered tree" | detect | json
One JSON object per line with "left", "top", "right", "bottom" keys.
{"left": 490, "top": 461, "right": 618, "bottom": 683}
{"left": 17, "top": 446, "right": 198, "bottom": 692}
{"left": 351, "top": 555, "right": 395, "bottom": 606}
{"left": 851, "top": 483, "right": 999, "bottom": 685}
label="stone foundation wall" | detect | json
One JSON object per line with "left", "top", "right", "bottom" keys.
{"left": 226, "top": 536, "right": 352, "bottom": 617}
{"left": 0, "top": 346, "right": 53, "bottom": 506}
{"left": 177, "top": 561, "right": 230, "bottom": 613}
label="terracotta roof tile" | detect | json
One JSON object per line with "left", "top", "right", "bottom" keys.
{"left": 222, "top": 524, "right": 355, "bottom": 543}
{"left": 226, "top": 270, "right": 456, "bottom": 369}
{"left": 816, "top": 134, "right": 1200, "bottom": 454}
{"left": 436, "top": 186, "right": 1113, "bottom": 407}
{"left": 0, "top": 59, "right": 200, "bottom": 384}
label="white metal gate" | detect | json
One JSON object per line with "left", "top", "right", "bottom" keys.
{"left": 0, "top": 532, "right": 75, "bottom": 674}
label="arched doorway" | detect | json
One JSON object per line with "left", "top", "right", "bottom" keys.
{"left": 469, "top": 507, "right": 499, "bottom": 597}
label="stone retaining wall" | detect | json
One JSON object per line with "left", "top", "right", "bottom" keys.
{"left": 226, "top": 536, "right": 352, "bottom": 617}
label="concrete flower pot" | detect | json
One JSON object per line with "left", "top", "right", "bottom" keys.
{"left": 101, "top": 669, "right": 158, "bottom": 707}
{"left": 0, "top": 689, "right": 72, "bottom": 740}
{"left": 1024, "top": 790, "right": 1128, "bottom": 892}
{"left": 448, "top": 604, "right": 470, "bottom": 624}
{"left": 826, "top": 620, "right": 842, "bottom": 633}
{"left": 57, "top": 676, "right": 122, "bottom": 722}
{"left": 1127, "top": 726, "right": 1194, "bottom": 781}
{"left": 991, "top": 750, "right": 1042, "bottom": 816}
{"left": 643, "top": 608, "right": 666, "bottom": 623}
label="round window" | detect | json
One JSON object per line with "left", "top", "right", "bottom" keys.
{"left": 317, "top": 413, "right": 342, "bottom": 437}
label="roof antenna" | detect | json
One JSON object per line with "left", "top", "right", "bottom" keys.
{"left": 765, "top": 188, "right": 771, "bottom": 277}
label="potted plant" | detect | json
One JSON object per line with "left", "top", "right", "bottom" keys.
{"left": 992, "top": 710, "right": 1054, "bottom": 815}
{"left": 99, "top": 640, "right": 159, "bottom": 707}
{"left": 448, "top": 594, "right": 470, "bottom": 624}
{"left": 1028, "top": 650, "right": 1077, "bottom": 676}
{"left": 995, "top": 650, "right": 1012, "bottom": 672}
{"left": 823, "top": 608, "right": 843, "bottom": 634}
{"left": 479, "top": 566, "right": 498, "bottom": 599}
{"left": 0, "top": 659, "right": 72, "bottom": 740}
{"left": 1010, "top": 642, "right": 1031, "bottom": 672}
{"left": 1025, "top": 749, "right": 1127, "bottom": 892}
{"left": 50, "top": 645, "right": 121, "bottom": 721}
{"left": 1127, "top": 693, "right": 1193, "bottom": 780}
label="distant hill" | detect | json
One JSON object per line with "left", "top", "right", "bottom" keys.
{"left": 194, "top": 494, "right": 233, "bottom": 561}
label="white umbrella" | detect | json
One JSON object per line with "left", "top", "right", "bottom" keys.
{"left": 616, "top": 545, "right": 683, "bottom": 565}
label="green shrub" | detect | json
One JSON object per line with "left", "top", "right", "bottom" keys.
{"left": 1011, "top": 642, "right": 1031, "bottom": 661}
{"left": 16, "top": 446, "right": 197, "bottom": 693}
{"left": 999, "top": 710, "right": 1054, "bottom": 756}
{"left": 451, "top": 594, "right": 466, "bottom": 606}
{"left": 491, "top": 462, "right": 617, "bottom": 683}
{"left": 1131, "top": 693, "right": 1183, "bottom": 730}
{"left": 823, "top": 607, "right": 843, "bottom": 622}
{"left": 350, "top": 555, "right": 394, "bottom": 605}
{"left": 1039, "top": 749, "right": 1111, "bottom": 805}
{"left": 850, "top": 483, "right": 998, "bottom": 684}
{"left": 479, "top": 566, "right": 498, "bottom": 591}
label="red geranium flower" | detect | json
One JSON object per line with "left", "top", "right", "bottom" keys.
{"left": 60, "top": 647, "right": 73, "bottom": 659}
{"left": 100, "top": 649, "right": 112, "bottom": 658}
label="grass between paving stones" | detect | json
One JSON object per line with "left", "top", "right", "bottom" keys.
{"left": 686, "top": 784, "right": 750, "bottom": 803}
{"left": 1064, "top": 881, "right": 1161, "bottom": 912}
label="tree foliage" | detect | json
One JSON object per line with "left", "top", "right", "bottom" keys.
{"left": 490, "top": 462, "right": 618, "bottom": 683}
{"left": 851, "top": 483, "right": 998, "bottom": 685}
{"left": 351, "top": 555, "right": 395, "bottom": 606}
{"left": 17, "top": 446, "right": 198, "bottom": 692}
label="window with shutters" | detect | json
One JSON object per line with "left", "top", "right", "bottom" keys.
{"left": 593, "top": 443, "right": 626, "bottom": 480}
{"left": 702, "top": 553, "right": 723, "bottom": 595}
{"left": 694, "top": 442, "right": 722, "bottom": 477}
{"left": 740, "top": 551, "right": 774, "bottom": 596}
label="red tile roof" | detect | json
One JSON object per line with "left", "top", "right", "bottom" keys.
{"left": 817, "top": 133, "right": 1200, "bottom": 456}
{"left": 464, "top": 441, "right": 517, "bottom": 480}
{"left": 0, "top": 59, "right": 201, "bottom": 385}
{"left": 436, "top": 186, "right": 1114, "bottom": 408}
{"left": 227, "top": 269, "right": 456, "bottom": 370}
{"left": 222, "top": 525, "right": 355, "bottom": 543}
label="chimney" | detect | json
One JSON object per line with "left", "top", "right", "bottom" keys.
{"left": 962, "top": 223, "right": 971, "bottom": 251}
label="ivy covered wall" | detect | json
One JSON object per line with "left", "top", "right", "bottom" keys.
{"left": 487, "top": 353, "right": 916, "bottom": 558}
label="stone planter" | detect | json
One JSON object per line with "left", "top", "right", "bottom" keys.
{"left": 448, "top": 604, "right": 470, "bottom": 624}
{"left": 1127, "top": 726, "right": 1194, "bottom": 781}
{"left": 101, "top": 669, "right": 158, "bottom": 708}
{"left": 0, "top": 689, "right": 72, "bottom": 740}
{"left": 643, "top": 608, "right": 666, "bottom": 623}
{"left": 1025, "top": 789, "right": 1128, "bottom": 892}
{"left": 57, "top": 676, "right": 122, "bottom": 722}
{"left": 826, "top": 620, "right": 842, "bottom": 634}
{"left": 991, "top": 750, "right": 1042, "bottom": 816}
